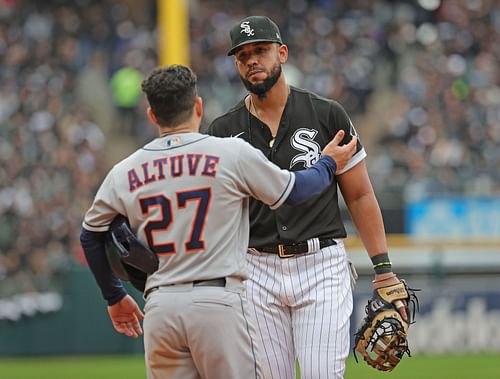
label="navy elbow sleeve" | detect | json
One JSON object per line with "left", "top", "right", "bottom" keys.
{"left": 285, "top": 156, "right": 336, "bottom": 206}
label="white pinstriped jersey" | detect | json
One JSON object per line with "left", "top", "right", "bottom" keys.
{"left": 83, "top": 132, "right": 295, "bottom": 291}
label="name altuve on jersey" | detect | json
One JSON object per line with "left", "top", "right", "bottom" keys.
{"left": 128, "top": 153, "right": 220, "bottom": 192}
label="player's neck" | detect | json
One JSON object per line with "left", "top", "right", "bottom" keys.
{"left": 158, "top": 99, "right": 202, "bottom": 137}
{"left": 249, "top": 78, "right": 289, "bottom": 114}
{"left": 159, "top": 121, "right": 199, "bottom": 137}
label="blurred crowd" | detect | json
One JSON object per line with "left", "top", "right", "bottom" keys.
{"left": 190, "top": 0, "right": 500, "bottom": 201}
{"left": 0, "top": 0, "right": 157, "bottom": 297}
{"left": 0, "top": 0, "right": 498, "bottom": 299}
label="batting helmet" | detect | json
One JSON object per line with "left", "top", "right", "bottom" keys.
{"left": 105, "top": 215, "right": 159, "bottom": 292}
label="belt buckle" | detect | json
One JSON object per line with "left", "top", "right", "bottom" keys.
{"left": 278, "top": 244, "right": 294, "bottom": 258}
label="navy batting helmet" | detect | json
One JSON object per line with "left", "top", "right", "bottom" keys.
{"left": 105, "top": 215, "right": 159, "bottom": 292}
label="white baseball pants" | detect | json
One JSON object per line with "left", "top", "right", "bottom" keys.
{"left": 246, "top": 241, "right": 353, "bottom": 379}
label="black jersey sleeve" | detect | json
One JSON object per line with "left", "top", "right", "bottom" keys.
{"left": 206, "top": 100, "right": 247, "bottom": 138}
{"left": 206, "top": 118, "right": 225, "bottom": 137}
{"left": 205, "top": 119, "right": 224, "bottom": 137}
{"left": 329, "top": 100, "right": 364, "bottom": 154}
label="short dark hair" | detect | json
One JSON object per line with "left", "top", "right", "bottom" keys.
{"left": 141, "top": 65, "right": 197, "bottom": 128}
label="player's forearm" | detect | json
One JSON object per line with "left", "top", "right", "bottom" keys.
{"left": 346, "top": 192, "right": 388, "bottom": 258}
{"left": 80, "top": 228, "right": 127, "bottom": 305}
{"left": 285, "top": 156, "right": 336, "bottom": 206}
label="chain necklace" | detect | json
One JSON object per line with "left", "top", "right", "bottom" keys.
{"left": 248, "top": 95, "right": 277, "bottom": 148}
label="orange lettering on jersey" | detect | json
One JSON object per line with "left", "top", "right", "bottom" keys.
{"left": 153, "top": 158, "right": 168, "bottom": 179}
{"left": 187, "top": 154, "right": 202, "bottom": 176}
{"left": 142, "top": 162, "right": 156, "bottom": 184}
{"left": 170, "top": 155, "right": 184, "bottom": 177}
{"left": 128, "top": 169, "right": 143, "bottom": 192}
{"left": 202, "top": 155, "right": 219, "bottom": 177}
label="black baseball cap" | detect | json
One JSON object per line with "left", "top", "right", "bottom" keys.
{"left": 227, "top": 16, "right": 283, "bottom": 56}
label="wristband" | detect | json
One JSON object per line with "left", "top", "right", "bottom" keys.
{"left": 371, "top": 253, "right": 392, "bottom": 274}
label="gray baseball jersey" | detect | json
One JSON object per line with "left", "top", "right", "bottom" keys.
{"left": 83, "top": 132, "right": 295, "bottom": 292}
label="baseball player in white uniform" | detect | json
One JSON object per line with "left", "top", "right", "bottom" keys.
{"left": 80, "top": 65, "right": 357, "bottom": 379}
{"left": 207, "top": 15, "right": 408, "bottom": 379}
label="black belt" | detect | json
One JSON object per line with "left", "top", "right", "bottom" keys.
{"left": 144, "top": 277, "right": 226, "bottom": 299}
{"left": 256, "top": 238, "right": 337, "bottom": 258}
{"left": 193, "top": 278, "right": 226, "bottom": 287}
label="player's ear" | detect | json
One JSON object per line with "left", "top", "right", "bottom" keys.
{"left": 146, "top": 107, "right": 159, "bottom": 127}
{"left": 278, "top": 44, "right": 288, "bottom": 64}
{"left": 194, "top": 96, "right": 203, "bottom": 120}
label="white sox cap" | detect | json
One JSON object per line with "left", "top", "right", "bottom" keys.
{"left": 227, "top": 16, "right": 283, "bottom": 56}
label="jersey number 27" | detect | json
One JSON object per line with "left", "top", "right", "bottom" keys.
{"left": 139, "top": 188, "right": 211, "bottom": 254}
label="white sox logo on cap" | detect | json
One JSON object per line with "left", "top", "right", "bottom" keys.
{"left": 240, "top": 21, "right": 254, "bottom": 36}
{"left": 228, "top": 16, "right": 283, "bottom": 55}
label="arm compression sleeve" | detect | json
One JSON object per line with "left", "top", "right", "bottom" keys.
{"left": 80, "top": 228, "right": 127, "bottom": 305}
{"left": 285, "top": 156, "right": 337, "bottom": 206}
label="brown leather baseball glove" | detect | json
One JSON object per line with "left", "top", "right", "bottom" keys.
{"left": 353, "top": 280, "right": 419, "bottom": 371}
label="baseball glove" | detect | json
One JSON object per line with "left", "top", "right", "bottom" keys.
{"left": 353, "top": 280, "right": 419, "bottom": 372}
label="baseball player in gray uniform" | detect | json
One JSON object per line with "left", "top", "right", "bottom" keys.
{"left": 80, "top": 65, "right": 357, "bottom": 379}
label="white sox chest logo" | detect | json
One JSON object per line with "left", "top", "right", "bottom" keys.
{"left": 240, "top": 21, "right": 254, "bottom": 36}
{"left": 290, "top": 128, "right": 321, "bottom": 168}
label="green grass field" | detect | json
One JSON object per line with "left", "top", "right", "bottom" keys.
{"left": 1, "top": 353, "right": 499, "bottom": 379}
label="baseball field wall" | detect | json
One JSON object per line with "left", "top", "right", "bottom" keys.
{"left": 1, "top": 240, "right": 499, "bottom": 356}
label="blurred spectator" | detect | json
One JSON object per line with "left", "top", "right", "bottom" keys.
{"left": 109, "top": 66, "right": 144, "bottom": 135}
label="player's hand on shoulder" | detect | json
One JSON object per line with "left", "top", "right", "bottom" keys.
{"left": 107, "top": 294, "right": 145, "bottom": 338}
{"left": 321, "top": 130, "right": 357, "bottom": 172}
